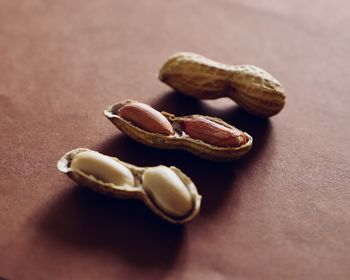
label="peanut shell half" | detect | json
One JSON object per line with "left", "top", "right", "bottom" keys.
{"left": 57, "top": 148, "right": 201, "bottom": 224}
{"left": 104, "top": 100, "right": 253, "bottom": 161}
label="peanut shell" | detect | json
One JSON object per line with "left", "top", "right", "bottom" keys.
{"left": 57, "top": 148, "right": 201, "bottom": 224}
{"left": 158, "top": 52, "right": 286, "bottom": 117}
{"left": 104, "top": 100, "right": 253, "bottom": 161}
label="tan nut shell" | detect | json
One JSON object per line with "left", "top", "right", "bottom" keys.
{"left": 57, "top": 148, "right": 201, "bottom": 224}
{"left": 158, "top": 52, "right": 286, "bottom": 117}
{"left": 104, "top": 100, "right": 253, "bottom": 161}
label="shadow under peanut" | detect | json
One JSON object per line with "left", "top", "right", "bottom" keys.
{"left": 40, "top": 185, "right": 184, "bottom": 270}
{"left": 40, "top": 91, "right": 272, "bottom": 272}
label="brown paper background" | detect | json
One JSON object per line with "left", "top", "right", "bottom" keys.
{"left": 1, "top": 0, "right": 349, "bottom": 279}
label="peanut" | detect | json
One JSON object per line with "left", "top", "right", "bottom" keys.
{"left": 180, "top": 117, "right": 249, "bottom": 147}
{"left": 142, "top": 166, "right": 193, "bottom": 217}
{"left": 158, "top": 52, "right": 286, "bottom": 117}
{"left": 118, "top": 102, "right": 174, "bottom": 135}
{"left": 58, "top": 148, "right": 201, "bottom": 223}
{"left": 105, "top": 100, "right": 253, "bottom": 161}
{"left": 70, "top": 150, "right": 135, "bottom": 187}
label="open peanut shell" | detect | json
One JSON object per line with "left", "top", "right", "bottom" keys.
{"left": 104, "top": 100, "right": 253, "bottom": 161}
{"left": 57, "top": 148, "right": 201, "bottom": 224}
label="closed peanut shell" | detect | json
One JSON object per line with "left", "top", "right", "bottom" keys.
{"left": 159, "top": 52, "right": 286, "bottom": 117}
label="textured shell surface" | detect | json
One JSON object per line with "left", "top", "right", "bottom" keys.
{"left": 159, "top": 52, "right": 286, "bottom": 117}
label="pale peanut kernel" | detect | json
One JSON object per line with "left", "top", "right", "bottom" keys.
{"left": 142, "top": 166, "right": 193, "bottom": 217}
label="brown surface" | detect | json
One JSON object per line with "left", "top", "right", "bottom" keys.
{"left": 1, "top": 0, "right": 350, "bottom": 279}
